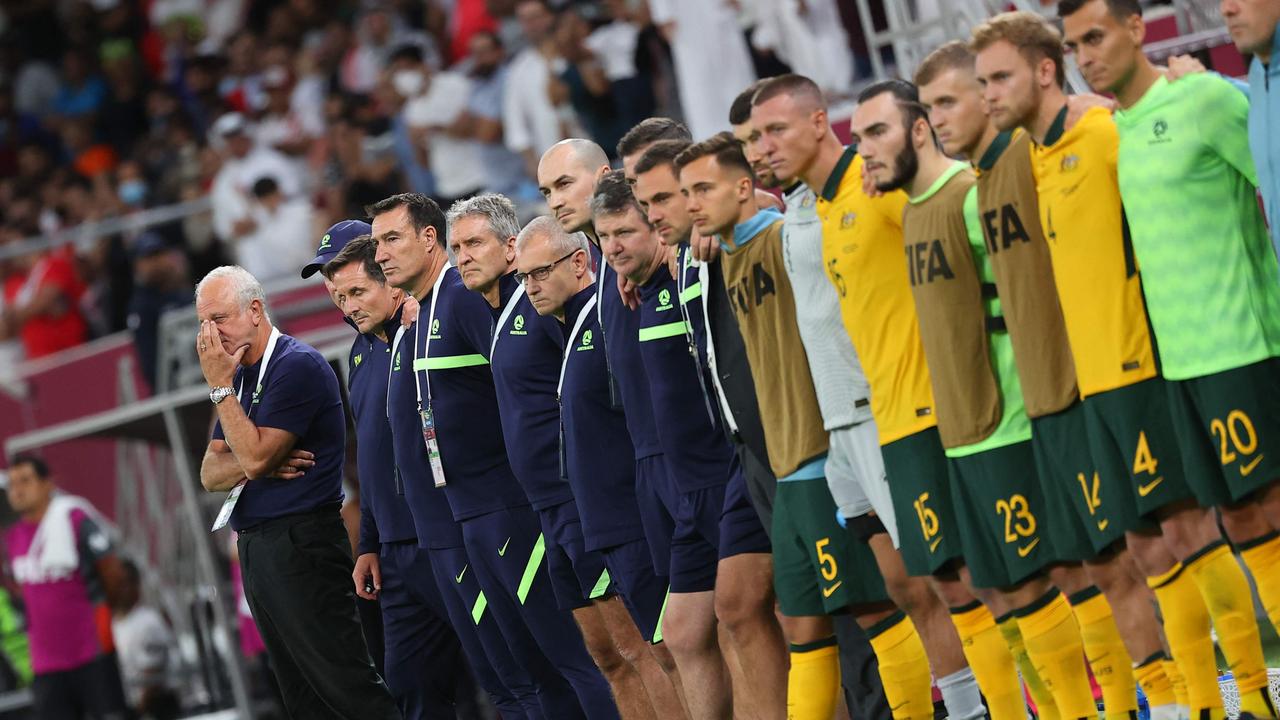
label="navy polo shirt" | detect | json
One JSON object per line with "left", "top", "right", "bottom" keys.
{"left": 675, "top": 245, "right": 711, "bottom": 369}
{"left": 488, "top": 272, "right": 575, "bottom": 510}
{"left": 559, "top": 285, "right": 647, "bottom": 551}
{"left": 386, "top": 317, "right": 465, "bottom": 549}
{"left": 413, "top": 267, "right": 530, "bottom": 521}
{"left": 638, "top": 265, "right": 735, "bottom": 492}
{"left": 347, "top": 311, "right": 419, "bottom": 555}
{"left": 212, "top": 334, "right": 345, "bottom": 531}
{"left": 596, "top": 254, "right": 663, "bottom": 460}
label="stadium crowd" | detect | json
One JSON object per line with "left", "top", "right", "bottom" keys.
{"left": 6, "top": 0, "right": 1280, "bottom": 719}
{"left": 0, "top": 0, "right": 883, "bottom": 374}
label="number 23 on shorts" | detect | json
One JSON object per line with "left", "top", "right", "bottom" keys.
{"left": 995, "top": 494, "right": 1039, "bottom": 557}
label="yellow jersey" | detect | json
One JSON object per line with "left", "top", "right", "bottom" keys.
{"left": 818, "top": 147, "right": 932, "bottom": 445}
{"left": 1031, "top": 106, "right": 1157, "bottom": 397}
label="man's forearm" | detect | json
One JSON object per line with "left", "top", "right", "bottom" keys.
{"left": 216, "top": 398, "right": 278, "bottom": 479}
{"left": 201, "top": 447, "right": 247, "bottom": 492}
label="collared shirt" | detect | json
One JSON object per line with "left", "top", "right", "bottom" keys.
{"left": 559, "top": 285, "right": 648, "bottom": 550}
{"left": 489, "top": 272, "right": 576, "bottom": 510}
{"left": 1248, "top": 23, "right": 1280, "bottom": 263}
{"left": 638, "top": 263, "right": 734, "bottom": 492}
{"left": 387, "top": 317, "right": 465, "bottom": 549}
{"left": 212, "top": 334, "right": 344, "bottom": 530}
{"left": 413, "top": 267, "right": 531, "bottom": 520}
{"left": 348, "top": 311, "right": 418, "bottom": 555}
{"left": 597, "top": 252, "right": 664, "bottom": 459}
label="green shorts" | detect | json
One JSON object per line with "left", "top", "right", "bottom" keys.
{"left": 1166, "top": 357, "right": 1280, "bottom": 506}
{"left": 947, "top": 440, "right": 1055, "bottom": 589}
{"left": 1082, "top": 378, "right": 1195, "bottom": 518}
{"left": 772, "top": 478, "right": 889, "bottom": 616}
{"left": 1031, "top": 402, "right": 1132, "bottom": 559}
{"left": 882, "top": 427, "right": 964, "bottom": 577}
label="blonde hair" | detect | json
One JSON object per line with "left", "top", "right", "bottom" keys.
{"left": 969, "top": 11, "right": 1066, "bottom": 88}
{"left": 914, "top": 41, "right": 976, "bottom": 87}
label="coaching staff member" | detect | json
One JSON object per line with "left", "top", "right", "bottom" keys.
{"left": 195, "top": 265, "right": 400, "bottom": 719}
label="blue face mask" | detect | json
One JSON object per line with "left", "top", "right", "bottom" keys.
{"left": 119, "top": 179, "right": 147, "bottom": 207}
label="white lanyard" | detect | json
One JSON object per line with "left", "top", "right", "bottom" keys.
{"left": 413, "top": 261, "right": 453, "bottom": 406}
{"left": 490, "top": 281, "right": 526, "bottom": 357}
{"left": 698, "top": 260, "right": 739, "bottom": 435}
{"left": 211, "top": 325, "right": 282, "bottom": 532}
{"left": 388, "top": 325, "right": 406, "bottom": 418}
{"left": 558, "top": 294, "right": 597, "bottom": 398}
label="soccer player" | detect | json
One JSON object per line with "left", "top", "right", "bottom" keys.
{"left": 369, "top": 192, "right": 617, "bottom": 719}
{"left": 727, "top": 83, "right": 987, "bottom": 720}
{"left": 849, "top": 80, "right": 1108, "bottom": 720}
{"left": 674, "top": 133, "right": 936, "bottom": 720}
{"left": 914, "top": 40, "right": 1187, "bottom": 720}
{"left": 972, "top": 11, "right": 1278, "bottom": 719}
{"left": 538, "top": 139, "right": 781, "bottom": 720}
{"left": 306, "top": 221, "right": 469, "bottom": 719}
{"left": 447, "top": 193, "right": 679, "bottom": 719}
{"left": 515, "top": 216, "right": 687, "bottom": 718}
{"left": 591, "top": 171, "right": 785, "bottom": 720}
{"left": 4, "top": 455, "right": 130, "bottom": 719}
{"left": 748, "top": 74, "right": 1040, "bottom": 720}
{"left": 1221, "top": 0, "right": 1280, "bottom": 264}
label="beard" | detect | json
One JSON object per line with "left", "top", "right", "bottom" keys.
{"left": 877, "top": 140, "right": 919, "bottom": 193}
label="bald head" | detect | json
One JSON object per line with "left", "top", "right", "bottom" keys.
{"left": 538, "top": 139, "right": 612, "bottom": 234}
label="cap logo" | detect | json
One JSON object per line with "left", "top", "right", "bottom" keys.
{"left": 318, "top": 234, "right": 332, "bottom": 251}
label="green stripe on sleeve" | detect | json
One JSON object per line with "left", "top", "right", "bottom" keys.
{"left": 589, "top": 569, "right": 612, "bottom": 599}
{"left": 638, "top": 321, "right": 690, "bottom": 342}
{"left": 413, "top": 354, "right": 490, "bottom": 371}
{"left": 516, "top": 533, "right": 547, "bottom": 604}
{"left": 679, "top": 282, "right": 703, "bottom": 304}
{"left": 471, "top": 591, "right": 488, "bottom": 625}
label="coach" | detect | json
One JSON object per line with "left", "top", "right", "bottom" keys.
{"left": 196, "top": 265, "right": 400, "bottom": 719}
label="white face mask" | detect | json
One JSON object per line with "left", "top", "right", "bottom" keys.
{"left": 393, "top": 69, "right": 425, "bottom": 98}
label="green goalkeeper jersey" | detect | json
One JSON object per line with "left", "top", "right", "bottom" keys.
{"left": 1115, "top": 73, "right": 1280, "bottom": 380}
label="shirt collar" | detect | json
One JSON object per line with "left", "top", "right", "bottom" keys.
{"left": 563, "top": 284, "right": 596, "bottom": 324}
{"left": 976, "top": 131, "right": 1014, "bottom": 172}
{"left": 1042, "top": 104, "right": 1069, "bottom": 147}
{"left": 721, "top": 207, "right": 783, "bottom": 251}
{"left": 377, "top": 303, "right": 406, "bottom": 341}
{"left": 909, "top": 161, "right": 968, "bottom": 205}
{"left": 819, "top": 145, "right": 858, "bottom": 201}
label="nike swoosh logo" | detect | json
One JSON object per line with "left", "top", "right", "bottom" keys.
{"left": 929, "top": 536, "right": 942, "bottom": 553}
{"left": 455, "top": 566, "right": 467, "bottom": 584}
{"left": 1137, "top": 476, "right": 1164, "bottom": 497}
{"left": 1017, "top": 538, "right": 1040, "bottom": 557}
{"left": 498, "top": 537, "right": 511, "bottom": 557}
{"left": 822, "top": 581, "right": 843, "bottom": 598}
{"left": 1096, "top": 519, "right": 1110, "bottom": 532}
{"left": 1240, "top": 455, "right": 1264, "bottom": 477}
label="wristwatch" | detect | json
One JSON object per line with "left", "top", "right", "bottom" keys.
{"left": 209, "top": 386, "right": 235, "bottom": 405}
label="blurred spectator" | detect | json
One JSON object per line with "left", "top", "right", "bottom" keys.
{"left": 126, "top": 233, "right": 191, "bottom": 392}
{"left": 342, "top": 5, "right": 438, "bottom": 95}
{"left": 503, "top": 0, "right": 574, "bottom": 177}
{"left": 382, "top": 46, "right": 435, "bottom": 196}
{"left": 648, "top": 0, "right": 756, "bottom": 138}
{"left": 240, "top": 176, "right": 316, "bottom": 283}
{"left": 1, "top": 41, "right": 60, "bottom": 118}
{"left": 747, "top": 0, "right": 854, "bottom": 97}
{"left": 460, "top": 31, "right": 534, "bottom": 198}
{"left": 219, "top": 33, "right": 264, "bottom": 114}
{"left": 98, "top": 42, "right": 151, "bottom": 156}
{"left": 254, "top": 65, "right": 315, "bottom": 187}
{"left": 1, "top": 246, "right": 88, "bottom": 360}
{"left": 53, "top": 49, "right": 108, "bottom": 118}
{"left": 111, "top": 558, "right": 180, "bottom": 717}
{"left": 551, "top": 10, "right": 619, "bottom": 157}
{"left": 209, "top": 111, "right": 301, "bottom": 258}
{"left": 398, "top": 47, "right": 488, "bottom": 206}
{"left": 586, "top": 0, "right": 657, "bottom": 136}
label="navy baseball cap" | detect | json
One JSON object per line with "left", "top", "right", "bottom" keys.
{"left": 301, "top": 220, "right": 373, "bottom": 278}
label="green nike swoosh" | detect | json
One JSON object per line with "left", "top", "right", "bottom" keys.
{"left": 498, "top": 537, "right": 511, "bottom": 557}
{"left": 455, "top": 565, "right": 467, "bottom": 584}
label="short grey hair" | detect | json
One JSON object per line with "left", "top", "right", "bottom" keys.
{"left": 195, "top": 265, "right": 270, "bottom": 317}
{"left": 516, "top": 216, "right": 590, "bottom": 258}
{"left": 445, "top": 193, "right": 521, "bottom": 242}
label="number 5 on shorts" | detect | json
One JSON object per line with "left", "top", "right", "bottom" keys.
{"left": 815, "top": 538, "right": 839, "bottom": 582}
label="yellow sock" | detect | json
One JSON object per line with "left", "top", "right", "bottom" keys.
{"left": 1148, "top": 561, "right": 1224, "bottom": 715}
{"left": 1016, "top": 590, "right": 1097, "bottom": 720}
{"left": 1133, "top": 652, "right": 1177, "bottom": 708}
{"left": 951, "top": 603, "right": 1024, "bottom": 720}
{"left": 866, "top": 611, "right": 935, "bottom": 720}
{"left": 1240, "top": 532, "right": 1280, "bottom": 638}
{"left": 1185, "top": 541, "right": 1273, "bottom": 717}
{"left": 787, "top": 638, "right": 841, "bottom": 720}
{"left": 1161, "top": 657, "right": 1188, "bottom": 710}
{"left": 998, "top": 613, "right": 1059, "bottom": 720}
{"left": 1068, "top": 588, "right": 1138, "bottom": 719}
